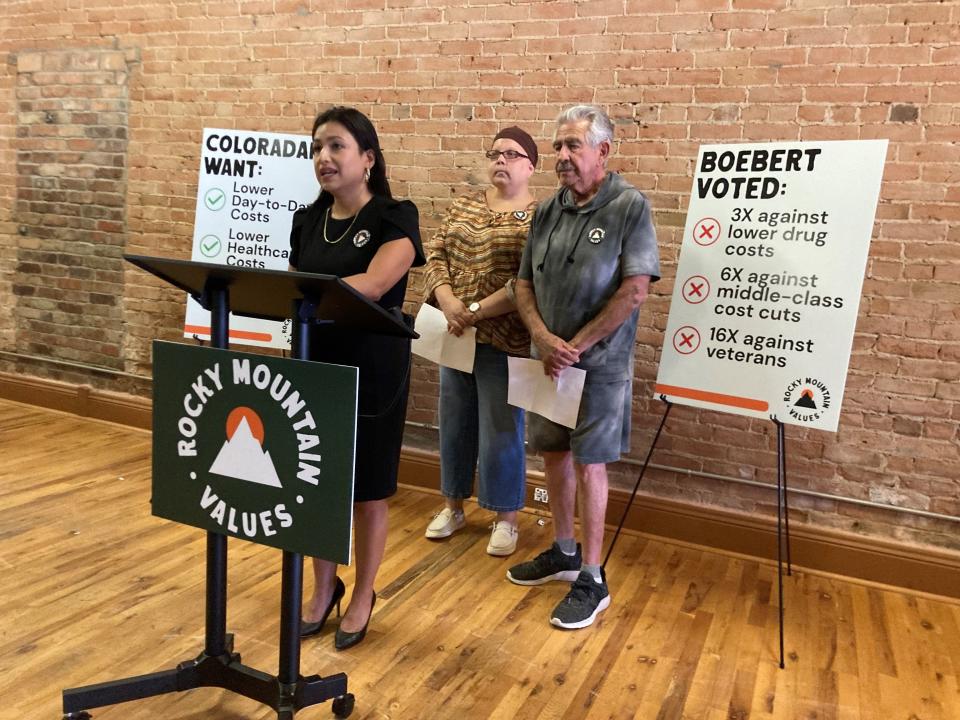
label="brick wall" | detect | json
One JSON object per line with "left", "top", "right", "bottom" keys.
{"left": 13, "top": 49, "right": 132, "bottom": 371}
{"left": 1, "top": 0, "right": 957, "bottom": 550}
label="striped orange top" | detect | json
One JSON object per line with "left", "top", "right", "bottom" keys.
{"left": 423, "top": 191, "right": 535, "bottom": 357}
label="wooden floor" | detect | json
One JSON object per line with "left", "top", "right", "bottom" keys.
{"left": 0, "top": 399, "right": 958, "bottom": 720}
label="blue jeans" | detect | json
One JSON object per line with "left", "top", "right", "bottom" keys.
{"left": 439, "top": 343, "right": 526, "bottom": 512}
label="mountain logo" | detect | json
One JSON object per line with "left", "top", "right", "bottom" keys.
{"left": 587, "top": 227, "right": 605, "bottom": 244}
{"left": 353, "top": 229, "right": 371, "bottom": 248}
{"left": 209, "top": 406, "right": 282, "bottom": 488}
{"left": 794, "top": 389, "right": 817, "bottom": 410}
{"left": 784, "top": 377, "right": 831, "bottom": 424}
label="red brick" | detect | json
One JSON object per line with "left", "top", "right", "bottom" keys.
{"left": 808, "top": 47, "right": 868, "bottom": 66}
{"left": 712, "top": 12, "right": 767, "bottom": 31}
{"left": 846, "top": 25, "right": 909, "bottom": 45}
{"left": 694, "top": 88, "right": 747, "bottom": 104}
{"left": 658, "top": 14, "right": 713, "bottom": 32}
{"left": 727, "top": 0, "right": 788, "bottom": 8}
{"left": 513, "top": 20, "right": 559, "bottom": 38}
{"left": 868, "top": 46, "right": 932, "bottom": 67}
{"left": 891, "top": 4, "right": 953, "bottom": 25}
{"left": 695, "top": 50, "right": 753, "bottom": 69}
{"left": 573, "top": 35, "right": 622, "bottom": 53}
{"left": 825, "top": 6, "right": 888, "bottom": 26}
{"left": 768, "top": 10, "right": 826, "bottom": 29}
{"left": 730, "top": 30, "right": 788, "bottom": 48}
{"left": 932, "top": 265, "right": 960, "bottom": 284}
{"left": 750, "top": 48, "right": 807, "bottom": 68}
{"left": 778, "top": 66, "right": 838, "bottom": 85}
{"left": 786, "top": 27, "right": 845, "bottom": 45}
{"left": 529, "top": 3, "right": 576, "bottom": 20}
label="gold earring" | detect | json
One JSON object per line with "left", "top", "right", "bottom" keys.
{"left": 364, "top": 168, "right": 371, "bottom": 183}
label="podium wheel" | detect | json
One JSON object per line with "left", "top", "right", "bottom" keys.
{"left": 63, "top": 714, "right": 93, "bottom": 720}
{"left": 332, "top": 693, "right": 355, "bottom": 718}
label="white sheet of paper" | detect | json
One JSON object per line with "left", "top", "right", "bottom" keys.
{"left": 507, "top": 357, "right": 586, "bottom": 429}
{"left": 411, "top": 303, "right": 476, "bottom": 373}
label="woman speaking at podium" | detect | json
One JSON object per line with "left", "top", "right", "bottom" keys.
{"left": 288, "top": 106, "right": 424, "bottom": 650}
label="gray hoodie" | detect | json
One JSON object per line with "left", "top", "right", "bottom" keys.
{"left": 519, "top": 172, "right": 660, "bottom": 382}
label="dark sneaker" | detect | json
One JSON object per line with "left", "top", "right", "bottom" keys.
{"left": 506, "top": 542, "right": 582, "bottom": 585}
{"left": 550, "top": 569, "right": 611, "bottom": 629}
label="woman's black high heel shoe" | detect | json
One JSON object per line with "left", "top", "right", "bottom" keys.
{"left": 334, "top": 591, "right": 376, "bottom": 650}
{"left": 300, "top": 576, "right": 346, "bottom": 638}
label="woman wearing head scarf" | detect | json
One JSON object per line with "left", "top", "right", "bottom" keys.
{"left": 422, "top": 126, "right": 539, "bottom": 556}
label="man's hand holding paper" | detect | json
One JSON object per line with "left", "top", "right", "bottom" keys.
{"left": 530, "top": 328, "right": 580, "bottom": 379}
{"left": 506, "top": 357, "right": 585, "bottom": 429}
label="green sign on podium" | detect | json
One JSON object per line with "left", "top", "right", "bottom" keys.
{"left": 152, "top": 341, "right": 358, "bottom": 563}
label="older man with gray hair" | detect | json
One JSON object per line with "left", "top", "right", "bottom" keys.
{"left": 508, "top": 104, "right": 660, "bottom": 629}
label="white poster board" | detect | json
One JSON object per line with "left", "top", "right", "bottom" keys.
{"left": 655, "top": 140, "right": 887, "bottom": 432}
{"left": 184, "top": 128, "right": 319, "bottom": 349}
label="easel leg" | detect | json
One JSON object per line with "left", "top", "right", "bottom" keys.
{"left": 774, "top": 417, "right": 786, "bottom": 669}
{"left": 781, "top": 425, "right": 792, "bottom": 576}
{"left": 602, "top": 397, "right": 673, "bottom": 569}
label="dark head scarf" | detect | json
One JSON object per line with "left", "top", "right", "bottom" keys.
{"left": 493, "top": 126, "right": 538, "bottom": 167}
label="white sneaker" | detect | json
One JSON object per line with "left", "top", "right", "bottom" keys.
{"left": 425, "top": 507, "right": 465, "bottom": 539}
{"left": 486, "top": 521, "right": 518, "bottom": 556}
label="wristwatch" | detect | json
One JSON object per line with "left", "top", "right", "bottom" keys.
{"left": 468, "top": 301, "right": 481, "bottom": 315}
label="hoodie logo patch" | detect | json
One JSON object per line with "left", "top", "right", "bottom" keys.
{"left": 588, "top": 227, "right": 605, "bottom": 244}
{"left": 353, "top": 230, "right": 371, "bottom": 248}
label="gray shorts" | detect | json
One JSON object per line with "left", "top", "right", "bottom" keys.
{"left": 527, "top": 379, "right": 632, "bottom": 465}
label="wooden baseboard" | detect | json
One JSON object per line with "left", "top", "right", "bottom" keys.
{"left": 0, "top": 372, "right": 152, "bottom": 429}
{"left": 3, "top": 372, "right": 957, "bottom": 599}
{"left": 398, "top": 448, "right": 960, "bottom": 600}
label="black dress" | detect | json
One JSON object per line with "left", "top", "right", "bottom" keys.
{"left": 289, "top": 194, "right": 424, "bottom": 501}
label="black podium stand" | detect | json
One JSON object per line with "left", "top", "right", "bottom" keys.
{"left": 62, "top": 255, "right": 416, "bottom": 720}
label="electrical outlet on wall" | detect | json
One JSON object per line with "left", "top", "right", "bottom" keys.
{"left": 533, "top": 487, "right": 549, "bottom": 503}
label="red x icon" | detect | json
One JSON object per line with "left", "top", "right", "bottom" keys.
{"left": 693, "top": 218, "right": 721, "bottom": 247}
{"left": 682, "top": 275, "right": 710, "bottom": 304}
{"left": 672, "top": 326, "right": 701, "bottom": 355}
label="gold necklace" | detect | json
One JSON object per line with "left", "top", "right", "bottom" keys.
{"left": 323, "top": 207, "right": 360, "bottom": 244}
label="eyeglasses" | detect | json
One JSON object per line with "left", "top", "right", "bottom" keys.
{"left": 485, "top": 150, "right": 530, "bottom": 161}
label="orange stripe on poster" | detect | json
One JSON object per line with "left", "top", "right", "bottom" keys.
{"left": 184, "top": 325, "right": 273, "bottom": 343}
{"left": 654, "top": 384, "right": 769, "bottom": 412}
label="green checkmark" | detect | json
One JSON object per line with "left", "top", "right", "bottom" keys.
{"left": 205, "top": 188, "right": 225, "bottom": 210}
{"left": 200, "top": 234, "right": 221, "bottom": 258}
